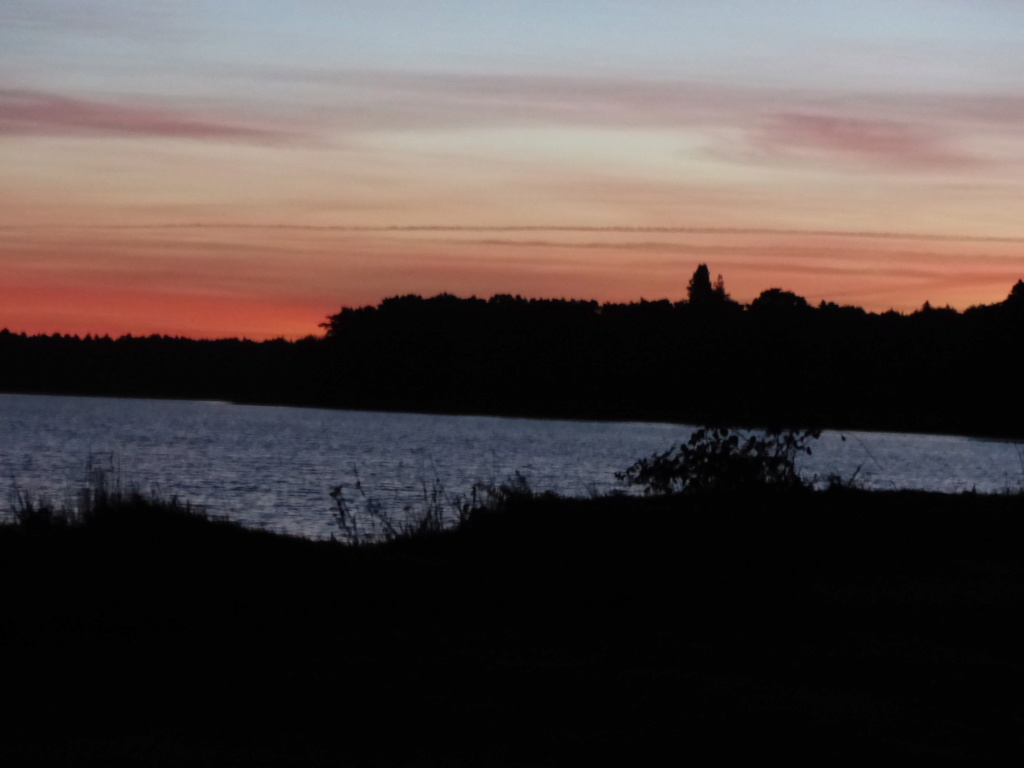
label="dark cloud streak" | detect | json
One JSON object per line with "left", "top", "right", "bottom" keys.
{"left": 7, "top": 222, "right": 1024, "bottom": 244}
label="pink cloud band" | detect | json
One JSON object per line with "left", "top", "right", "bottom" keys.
{"left": 0, "top": 88, "right": 293, "bottom": 143}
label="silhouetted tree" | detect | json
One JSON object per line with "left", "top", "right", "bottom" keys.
{"left": 713, "top": 274, "right": 730, "bottom": 302}
{"left": 687, "top": 265, "right": 733, "bottom": 306}
{"left": 1007, "top": 280, "right": 1024, "bottom": 306}
{"left": 749, "top": 288, "right": 809, "bottom": 313}
{"left": 687, "top": 264, "right": 714, "bottom": 304}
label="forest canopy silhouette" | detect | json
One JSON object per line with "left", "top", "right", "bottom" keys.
{"left": 4, "top": 266, "right": 1024, "bottom": 438}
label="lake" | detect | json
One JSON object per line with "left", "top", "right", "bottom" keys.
{"left": 2, "top": 393, "right": 1022, "bottom": 539}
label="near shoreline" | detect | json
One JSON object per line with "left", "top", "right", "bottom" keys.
{"left": 3, "top": 484, "right": 1023, "bottom": 764}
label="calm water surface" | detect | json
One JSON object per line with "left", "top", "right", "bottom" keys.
{"left": 2, "top": 393, "right": 1021, "bottom": 538}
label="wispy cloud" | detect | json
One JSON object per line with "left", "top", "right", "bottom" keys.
{"left": 0, "top": 88, "right": 297, "bottom": 143}
{"left": 749, "top": 113, "right": 976, "bottom": 170}
{"left": 268, "top": 69, "right": 1024, "bottom": 172}
{"left": 274, "top": 70, "right": 765, "bottom": 132}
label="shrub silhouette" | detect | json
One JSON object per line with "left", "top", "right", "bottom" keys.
{"left": 617, "top": 426, "right": 820, "bottom": 495}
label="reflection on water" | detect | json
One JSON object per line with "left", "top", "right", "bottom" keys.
{"left": 2, "top": 393, "right": 1021, "bottom": 538}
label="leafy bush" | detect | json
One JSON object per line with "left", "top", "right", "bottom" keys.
{"left": 616, "top": 426, "right": 820, "bottom": 495}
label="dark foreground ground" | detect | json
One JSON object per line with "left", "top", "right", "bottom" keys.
{"left": 3, "top": 488, "right": 1024, "bottom": 765}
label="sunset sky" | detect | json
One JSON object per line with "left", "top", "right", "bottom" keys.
{"left": 3, "top": 1, "right": 1024, "bottom": 339}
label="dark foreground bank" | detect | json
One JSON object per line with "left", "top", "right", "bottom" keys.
{"left": 3, "top": 487, "right": 1024, "bottom": 765}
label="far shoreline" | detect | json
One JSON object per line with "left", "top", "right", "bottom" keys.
{"left": 4, "top": 386, "right": 1024, "bottom": 444}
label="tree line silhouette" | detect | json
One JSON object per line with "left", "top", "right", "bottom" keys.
{"left": 4, "top": 266, "right": 1024, "bottom": 437}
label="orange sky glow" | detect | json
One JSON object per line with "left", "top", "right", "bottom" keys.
{"left": 3, "top": 2, "right": 1024, "bottom": 339}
